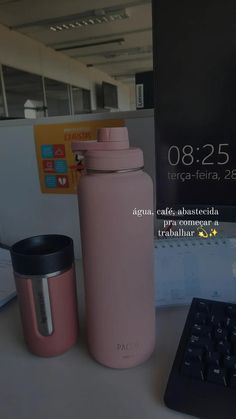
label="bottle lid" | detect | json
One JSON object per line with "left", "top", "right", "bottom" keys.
{"left": 72, "top": 127, "right": 144, "bottom": 171}
{"left": 10, "top": 235, "right": 74, "bottom": 276}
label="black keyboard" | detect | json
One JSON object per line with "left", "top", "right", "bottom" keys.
{"left": 164, "top": 298, "right": 236, "bottom": 419}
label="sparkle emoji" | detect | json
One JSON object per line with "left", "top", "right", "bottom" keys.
{"left": 209, "top": 228, "right": 218, "bottom": 237}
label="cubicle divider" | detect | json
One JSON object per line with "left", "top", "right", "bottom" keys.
{"left": 0, "top": 110, "right": 155, "bottom": 258}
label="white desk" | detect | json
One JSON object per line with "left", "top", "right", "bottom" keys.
{"left": 0, "top": 264, "right": 191, "bottom": 419}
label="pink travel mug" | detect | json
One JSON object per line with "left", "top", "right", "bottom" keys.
{"left": 10, "top": 235, "right": 79, "bottom": 357}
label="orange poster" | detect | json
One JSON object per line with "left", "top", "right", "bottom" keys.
{"left": 34, "top": 119, "right": 124, "bottom": 194}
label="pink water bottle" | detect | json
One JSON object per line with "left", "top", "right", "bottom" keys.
{"left": 72, "top": 127, "right": 155, "bottom": 368}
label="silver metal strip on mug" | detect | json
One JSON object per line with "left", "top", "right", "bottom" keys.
{"left": 15, "top": 269, "right": 67, "bottom": 280}
{"left": 87, "top": 166, "right": 144, "bottom": 174}
{"left": 15, "top": 268, "right": 68, "bottom": 337}
{"left": 32, "top": 277, "right": 53, "bottom": 336}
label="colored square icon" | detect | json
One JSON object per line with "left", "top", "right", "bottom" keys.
{"left": 43, "top": 160, "right": 55, "bottom": 173}
{"left": 57, "top": 175, "right": 69, "bottom": 188}
{"left": 45, "top": 175, "right": 57, "bottom": 188}
{"left": 53, "top": 144, "right": 65, "bottom": 158}
{"left": 41, "top": 145, "right": 54, "bottom": 159}
{"left": 54, "top": 160, "right": 68, "bottom": 173}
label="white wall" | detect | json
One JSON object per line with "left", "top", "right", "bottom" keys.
{"left": 0, "top": 24, "right": 130, "bottom": 111}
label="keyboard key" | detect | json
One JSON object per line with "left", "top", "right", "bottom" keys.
{"left": 189, "top": 334, "right": 200, "bottom": 343}
{"left": 181, "top": 360, "right": 205, "bottom": 381}
{"left": 226, "top": 318, "right": 236, "bottom": 331}
{"left": 210, "top": 314, "right": 224, "bottom": 328}
{"left": 231, "top": 330, "right": 236, "bottom": 344}
{"left": 223, "top": 355, "right": 236, "bottom": 369}
{"left": 229, "top": 372, "right": 236, "bottom": 388}
{"left": 206, "top": 366, "right": 227, "bottom": 386}
{"left": 214, "top": 327, "right": 228, "bottom": 341}
{"left": 190, "top": 336, "right": 213, "bottom": 351}
{"left": 197, "top": 301, "right": 210, "bottom": 313}
{"left": 211, "top": 304, "right": 225, "bottom": 316}
{"left": 192, "top": 324, "right": 212, "bottom": 337}
{"left": 192, "top": 323, "right": 203, "bottom": 334}
{"left": 226, "top": 305, "right": 236, "bottom": 318}
{"left": 194, "top": 312, "right": 208, "bottom": 325}
{"left": 217, "top": 340, "right": 231, "bottom": 355}
{"left": 206, "top": 351, "right": 221, "bottom": 367}
{"left": 185, "top": 347, "right": 203, "bottom": 362}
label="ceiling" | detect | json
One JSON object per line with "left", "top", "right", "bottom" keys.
{"left": 0, "top": 0, "right": 153, "bottom": 84}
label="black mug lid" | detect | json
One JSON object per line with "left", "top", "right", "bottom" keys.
{"left": 10, "top": 235, "right": 74, "bottom": 276}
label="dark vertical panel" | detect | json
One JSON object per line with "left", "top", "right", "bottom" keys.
{"left": 153, "top": 0, "right": 236, "bottom": 219}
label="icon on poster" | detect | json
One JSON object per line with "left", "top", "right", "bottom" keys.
{"left": 43, "top": 160, "right": 55, "bottom": 173}
{"left": 54, "top": 160, "right": 68, "bottom": 173}
{"left": 53, "top": 144, "right": 65, "bottom": 158}
{"left": 35, "top": 119, "right": 124, "bottom": 194}
{"left": 57, "top": 175, "right": 69, "bottom": 188}
{"left": 45, "top": 175, "right": 57, "bottom": 188}
{"left": 41, "top": 145, "right": 54, "bottom": 159}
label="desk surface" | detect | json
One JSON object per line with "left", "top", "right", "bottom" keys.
{"left": 0, "top": 266, "right": 191, "bottom": 419}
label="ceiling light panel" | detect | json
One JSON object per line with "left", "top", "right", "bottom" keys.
{"left": 49, "top": 9, "right": 129, "bottom": 32}
{"left": 0, "top": 0, "right": 21, "bottom": 4}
